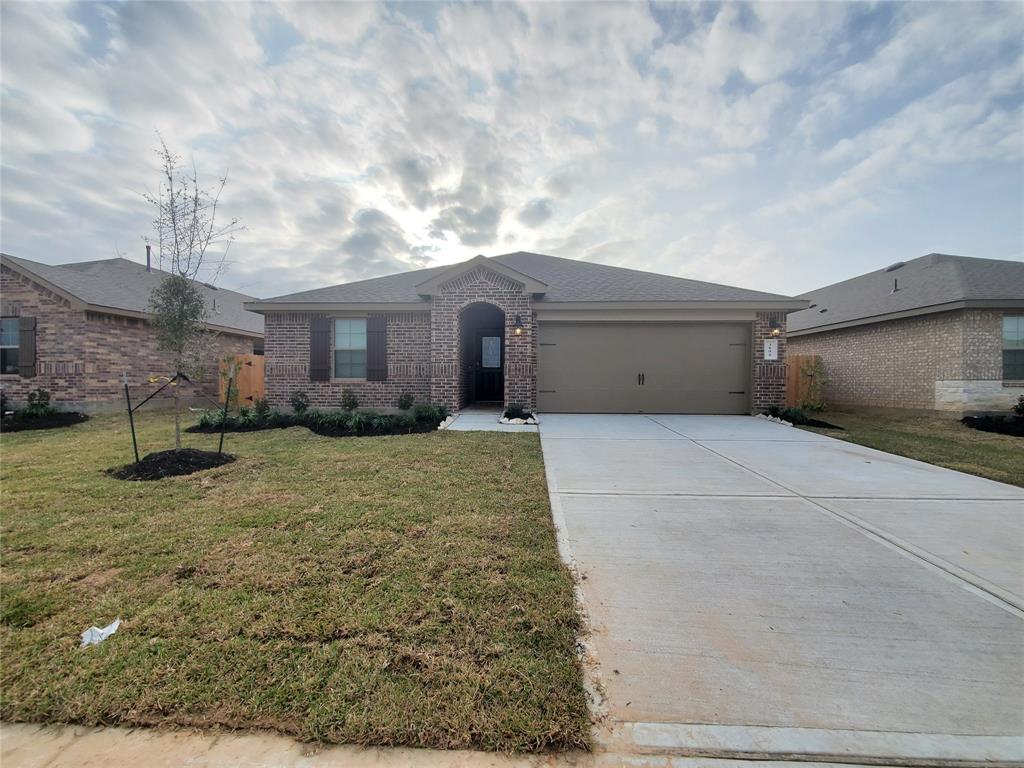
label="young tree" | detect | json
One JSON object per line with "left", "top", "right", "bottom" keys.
{"left": 145, "top": 134, "right": 241, "bottom": 450}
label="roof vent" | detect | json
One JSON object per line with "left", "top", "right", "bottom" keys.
{"left": 818, "top": 308, "right": 828, "bottom": 313}
{"left": 890, "top": 278, "right": 899, "bottom": 294}
{"left": 885, "top": 261, "right": 906, "bottom": 272}
{"left": 808, "top": 303, "right": 817, "bottom": 309}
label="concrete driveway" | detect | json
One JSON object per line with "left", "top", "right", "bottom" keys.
{"left": 539, "top": 414, "right": 1024, "bottom": 764}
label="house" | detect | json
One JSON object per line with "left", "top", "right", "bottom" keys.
{"left": 245, "top": 252, "right": 806, "bottom": 414}
{"left": 787, "top": 253, "right": 1024, "bottom": 412}
{"left": 0, "top": 253, "right": 264, "bottom": 412}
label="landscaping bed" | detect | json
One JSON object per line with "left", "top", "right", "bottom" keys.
{"left": 185, "top": 403, "right": 448, "bottom": 438}
{"left": 0, "top": 411, "right": 89, "bottom": 432}
{"left": 107, "top": 448, "right": 236, "bottom": 481}
{"left": 961, "top": 414, "right": 1024, "bottom": 438}
{"left": 0, "top": 412, "right": 589, "bottom": 751}
{"left": 1, "top": 388, "right": 89, "bottom": 432}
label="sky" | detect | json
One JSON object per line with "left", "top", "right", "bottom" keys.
{"left": 1, "top": 1, "right": 1022, "bottom": 300}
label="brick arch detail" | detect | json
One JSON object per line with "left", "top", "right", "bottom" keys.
{"left": 430, "top": 267, "right": 536, "bottom": 410}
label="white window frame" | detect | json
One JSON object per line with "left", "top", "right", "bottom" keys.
{"left": 0, "top": 317, "right": 19, "bottom": 376}
{"left": 333, "top": 317, "right": 367, "bottom": 380}
{"left": 1003, "top": 314, "right": 1024, "bottom": 381}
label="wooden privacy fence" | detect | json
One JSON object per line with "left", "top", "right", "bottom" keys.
{"left": 220, "top": 354, "right": 265, "bottom": 405}
{"left": 786, "top": 354, "right": 820, "bottom": 407}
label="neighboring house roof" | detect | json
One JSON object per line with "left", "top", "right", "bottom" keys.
{"left": 247, "top": 251, "right": 805, "bottom": 310}
{"left": 0, "top": 253, "right": 264, "bottom": 337}
{"left": 788, "top": 253, "right": 1024, "bottom": 336}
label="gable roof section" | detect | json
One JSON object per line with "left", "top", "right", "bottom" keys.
{"left": 788, "top": 253, "right": 1024, "bottom": 335}
{"left": 414, "top": 254, "right": 548, "bottom": 295}
{"left": 1, "top": 254, "right": 264, "bottom": 336}
{"left": 247, "top": 251, "right": 804, "bottom": 310}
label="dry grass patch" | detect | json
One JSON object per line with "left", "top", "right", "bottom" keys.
{"left": 0, "top": 413, "right": 589, "bottom": 751}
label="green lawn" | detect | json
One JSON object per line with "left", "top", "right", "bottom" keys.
{"left": 0, "top": 413, "right": 590, "bottom": 752}
{"left": 800, "top": 409, "right": 1024, "bottom": 488}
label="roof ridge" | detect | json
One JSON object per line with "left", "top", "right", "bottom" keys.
{"left": 494, "top": 250, "right": 796, "bottom": 300}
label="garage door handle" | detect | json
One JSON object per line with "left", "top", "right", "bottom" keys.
{"left": 641, "top": 373, "right": 645, "bottom": 385}
{"left": 729, "top": 390, "right": 745, "bottom": 395}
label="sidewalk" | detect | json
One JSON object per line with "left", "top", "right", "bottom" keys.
{"left": 0, "top": 723, "right": 572, "bottom": 768}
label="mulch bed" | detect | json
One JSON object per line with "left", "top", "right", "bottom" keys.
{"left": 0, "top": 412, "right": 90, "bottom": 432}
{"left": 108, "top": 448, "right": 236, "bottom": 481}
{"left": 961, "top": 414, "right": 1024, "bottom": 438}
{"left": 803, "top": 417, "right": 844, "bottom": 430}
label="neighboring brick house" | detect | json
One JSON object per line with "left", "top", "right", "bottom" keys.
{"left": 246, "top": 252, "right": 806, "bottom": 414}
{"left": 788, "top": 253, "right": 1024, "bottom": 412}
{"left": 0, "top": 253, "right": 264, "bottom": 413}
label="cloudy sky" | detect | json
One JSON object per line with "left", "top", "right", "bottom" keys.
{"left": 1, "top": 1, "right": 1022, "bottom": 299}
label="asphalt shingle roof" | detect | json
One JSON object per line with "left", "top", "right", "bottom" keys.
{"left": 255, "top": 251, "right": 798, "bottom": 305}
{"left": 788, "top": 253, "right": 1024, "bottom": 334}
{"left": 1, "top": 254, "right": 264, "bottom": 335}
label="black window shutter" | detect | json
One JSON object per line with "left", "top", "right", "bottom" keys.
{"left": 18, "top": 316, "right": 36, "bottom": 378}
{"left": 366, "top": 315, "right": 387, "bottom": 381}
{"left": 309, "top": 316, "right": 331, "bottom": 381}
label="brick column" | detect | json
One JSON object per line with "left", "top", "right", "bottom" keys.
{"left": 753, "top": 311, "right": 787, "bottom": 411}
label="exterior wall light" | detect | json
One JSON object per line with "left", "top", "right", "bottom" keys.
{"left": 513, "top": 315, "right": 524, "bottom": 336}
{"left": 769, "top": 320, "right": 783, "bottom": 337}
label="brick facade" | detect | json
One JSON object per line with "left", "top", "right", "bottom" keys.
{"left": 428, "top": 267, "right": 535, "bottom": 411}
{"left": 753, "top": 311, "right": 788, "bottom": 411}
{"left": 0, "top": 264, "right": 255, "bottom": 413}
{"left": 260, "top": 264, "right": 793, "bottom": 414}
{"left": 787, "top": 309, "right": 1022, "bottom": 411}
{"left": 264, "top": 310, "right": 432, "bottom": 410}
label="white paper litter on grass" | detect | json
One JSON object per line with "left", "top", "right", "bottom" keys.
{"left": 80, "top": 618, "right": 121, "bottom": 647}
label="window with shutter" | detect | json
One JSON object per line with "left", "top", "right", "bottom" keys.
{"left": 366, "top": 316, "right": 387, "bottom": 381}
{"left": 0, "top": 317, "right": 19, "bottom": 375}
{"left": 17, "top": 316, "right": 36, "bottom": 378}
{"left": 309, "top": 317, "right": 332, "bottom": 381}
{"left": 333, "top": 318, "right": 367, "bottom": 378}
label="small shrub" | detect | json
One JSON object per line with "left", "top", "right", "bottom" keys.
{"left": 340, "top": 388, "right": 359, "bottom": 412}
{"left": 504, "top": 402, "right": 528, "bottom": 420}
{"left": 349, "top": 410, "right": 373, "bottom": 434}
{"left": 1014, "top": 395, "right": 1024, "bottom": 417}
{"left": 765, "top": 405, "right": 783, "bottom": 418}
{"left": 372, "top": 414, "right": 395, "bottom": 434}
{"left": 396, "top": 392, "right": 415, "bottom": 411}
{"left": 411, "top": 403, "right": 445, "bottom": 424}
{"left": 267, "top": 410, "right": 296, "bottom": 428}
{"left": 395, "top": 413, "right": 416, "bottom": 432}
{"left": 290, "top": 390, "right": 310, "bottom": 416}
{"left": 780, "top": 407, "right": 809, "bottom": 425}
{"left": 195, "top": 409, "right": 224, "bottom": 429}
{"left": 252, "top": 398, "right": 271, "bottom": 421}
{"left": 23, "top": 388, "right": 56, "bottom": 418}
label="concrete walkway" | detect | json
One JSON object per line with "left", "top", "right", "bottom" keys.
{"left": 443, "top": 406, "right": 538, "bottom": 432}
{"left": 539, "top": 414, "right": 1024, "bottom": 765}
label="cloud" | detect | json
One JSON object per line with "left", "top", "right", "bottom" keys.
{"left": 0, "top": 1, "right": 1020, "bottom": 301}
{"left": 517, "top": 198, "right": 553, "bottom": 228}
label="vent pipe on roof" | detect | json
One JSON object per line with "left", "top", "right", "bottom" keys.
{"left": 890, "top": 278, "right": 900, "bottom": 294}
{"left": 145, "top": 244, "right": 152, "bottom": 272}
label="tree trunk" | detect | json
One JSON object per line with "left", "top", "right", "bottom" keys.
{"left": 173, "top": 376, "right": 181, "bottom": 450}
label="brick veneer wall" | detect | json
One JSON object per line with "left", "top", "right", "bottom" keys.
{"left": 263, "top": 310, "right": 432, "bottom": 409}
{"left": 428, "top": 267, "right": 536, "bottom": 411}
{"left": 0, "top": 265, "right": 254, "bottom": 412}
{"left": 753, "top": 311, "right": 788, "bottom": 411}
{"left": 786, "top": 309, "right": 1010, "bottom": 410}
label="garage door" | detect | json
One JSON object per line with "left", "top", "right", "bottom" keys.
{"left": 537, "top": 323, "right": 750, "bottom": 413}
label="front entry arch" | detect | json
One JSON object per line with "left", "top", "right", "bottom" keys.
{"left": 458, "top": 302, "right": 505, "bottom": 406}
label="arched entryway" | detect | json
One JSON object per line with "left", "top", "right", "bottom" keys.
{"left": 458, "top": 302, "right": 505, "bottom": 407}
